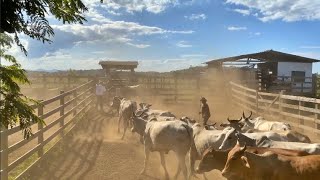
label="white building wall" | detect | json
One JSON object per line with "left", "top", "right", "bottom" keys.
{"left": 277, "top": 62, "right": 313, "bottom": 92}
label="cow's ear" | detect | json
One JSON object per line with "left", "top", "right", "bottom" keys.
{"left": 241, "top": 156, "right": 250, "bottom": 168}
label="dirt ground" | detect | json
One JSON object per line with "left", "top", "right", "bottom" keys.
{"left": 21, "top": 104, "right": 230, "bottom": 180}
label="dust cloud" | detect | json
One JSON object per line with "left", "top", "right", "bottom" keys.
{"left": 15, "top": 69, "right": 252, "bottom": 179}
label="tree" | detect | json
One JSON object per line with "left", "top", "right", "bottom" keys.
{"left": 0, "top": 34, "right": 43, "bottom": 138}
{"left": 1, "top": 0, "right": 88, "bottom": 55}
{"left": 0, "top": 0, "right": 89, "bottom": 137}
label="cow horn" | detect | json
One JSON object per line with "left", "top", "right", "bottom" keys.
{"left": 242, "top": 111, "right": 246, "bottom": 119}
{"left": 236, "top": 139, "right": 240, "bottom": 146}
{"left": 248, "top": 111, "right": 252, "bottom": 119}
{"left": 227, "top": 117, "right": 231, "bottom": 123}
{"left": 240, "top": 144, "right": 247, "bottom": 152}
{"left": 213, "top": 122, "right": 217, "bottom": 127}
{"left": 239, "top": 117, "right": 243, "bottom": 121}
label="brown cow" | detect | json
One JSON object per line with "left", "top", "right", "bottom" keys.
{"left": 196, "top": 145, "right": 309, "bottom": 174}
{"left": 221, "top": 142, "right": 320, "bottom": 180}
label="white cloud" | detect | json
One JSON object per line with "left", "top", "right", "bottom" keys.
{"left": 254, "top": 32, "right": 261, "bottom": 36}
{"left": 233, "top": 9, "right": 250, "bottom": 16}
{"left": 176, "top": 41, "right": 192, "bottom": 48}
{"left": 98, "top": 0, "right": 179, "bottom": 14}
{"left": 49, "top": 20, "right": 193, "bottom": 51}
{"left": 7, "top": 36, "right": 29, "bottom": 57}
{"left": 185, "top": 13, "right": 207, "bottom": 20}
{"left": 227, "top": 26, "right": 247, "bottom": 31}
{"left": 300, "top": 46, "right": 320, "bottom": 49}
{"left": 53, "top": 21, "right": 193, "bottom": 37}
{"left": 181, "top": 54, "right": 207, "bottom": 58}
{"left": 126, "top": 43, "right": 150, "bottom": 48}
{"left": 226, "top": 0, "right": 320, "bottom": 22}
{"left": 9, "top": 0, "right": 199, "bottom": 72}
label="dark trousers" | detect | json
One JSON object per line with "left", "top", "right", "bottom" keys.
{"left": 203, "top": 116, "right": 209, "bottom": 126}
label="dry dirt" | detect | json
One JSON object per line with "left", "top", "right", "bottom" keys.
{"left": 20, "top": 105, "right": 231, "bottom": 180}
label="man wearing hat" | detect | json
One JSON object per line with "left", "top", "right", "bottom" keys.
{"left": 199, "top": 97, "right": 211, "bottom": 126}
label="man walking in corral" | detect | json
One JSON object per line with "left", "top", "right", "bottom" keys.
{"left": 96, "top": 81, "right": 106, "bottom": 111}
{"left": 199, "top": 97, "right": 211, "bottom": 126}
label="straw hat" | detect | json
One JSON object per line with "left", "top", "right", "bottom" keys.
{"left": 200, "top": 97, "right": 207, "bottom": 102}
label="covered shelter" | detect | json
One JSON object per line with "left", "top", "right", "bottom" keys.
{"left": 99, "top": 60, "right": 139, "bottom": 87}
{"left": 206, "top": 50, "right": 320, "bottom": 96}
{"left": 99, "top": 61, "right": 138, "bottom": 74}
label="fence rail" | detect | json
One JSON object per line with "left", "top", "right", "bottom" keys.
{"left": 0, "top": 80, "right": 94, "bottom": 180}
{"left": 230, "top": 81, "right": 320, "bottom": 137}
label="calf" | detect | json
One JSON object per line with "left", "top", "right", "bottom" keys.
{"left": 221, "top": 143, "right": 320, "bottom": 180}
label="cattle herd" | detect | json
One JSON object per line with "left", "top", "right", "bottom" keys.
{"left": 111, "top": 97, "right": 320, "bottom": 180}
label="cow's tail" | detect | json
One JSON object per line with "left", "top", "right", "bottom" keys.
{"left": 129, "top": 102, "right": 137, "bottom": 126}
{"left": 182, "top": 123, "right": 197, "bottom": 179}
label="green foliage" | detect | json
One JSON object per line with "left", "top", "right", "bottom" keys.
{"left": 0, "top": 34, "right": 44, "bottom": 137}
{"left": 0, "top": 0, "right": 89, "bottom": 137}
{"left": 1, "top": 0, "right": 88, "bottom": 55}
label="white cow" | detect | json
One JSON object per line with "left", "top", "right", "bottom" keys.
{"left": 136, "top": 103, "right": 176, "bottom": 120}
{"left": 131, "top": 115, "right": 194, "bottom": 180}
{"left": 222, "top": 131, "right": 320, "bottom": 155}
{"left": 257, "top": 136, "right": 320, "bottom": 154}
{"left": 242, "top": 112, "right": 291, "bottom": 131}
{"left": 189, "top": 124, "right": 232, "bottom": 179}
{"left": 111, "top": 96, "right": 137, "bottom": 139}
{"left": 218, "top": 128, "right": 294, "bottom": 150}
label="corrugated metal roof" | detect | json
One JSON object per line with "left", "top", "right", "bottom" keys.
{"left": 206, "top": 50, "right": 320, "bottom": 64}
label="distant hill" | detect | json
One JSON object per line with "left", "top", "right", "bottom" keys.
{"left": 27, "top": 65, "right": 208, "bottom": 77}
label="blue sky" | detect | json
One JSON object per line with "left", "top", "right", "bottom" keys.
{"left": 8, "top": 0, "right": 320, "bottom": 72}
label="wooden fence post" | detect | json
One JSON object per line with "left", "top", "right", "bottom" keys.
{"left": 73, "top": 89, "right": 77, "bottom": 116}
{"left": 60, "top": 90, "right": 65, "bottom": 136}
{"left": 315, "top": 104, "right": 319, "bottom": 136}
{"left": 278, "top": 90, "right": 284, "bottom": 120}
{"left": 298, "top": 100, "right": 304, "bottom": 133}
{"left": 38, "top": 101, "right": 44, "bottom": 157}
{"left": 312, "top": 74, "right": 317, "bottom": 97}
{"left": 255, "top": 90, "right": 259, "bottom": 115}
{"left": 0, "top": 126, "right": 8, "bottom": 180}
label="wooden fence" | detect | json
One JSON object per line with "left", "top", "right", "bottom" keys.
{"left": 25, "top": 74, "right": 92, "bottom": 89}
{"left": 135, "top": 74, "right": 201, "bottom": 104}
{"left": 0, "top": 81, "right": 94, "bottom": 180}
{"left": 26, "top": 73, "right": 228, "bottom": 105}
{"left": 230, "top": 81, "right": 320, "bottom": 138}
